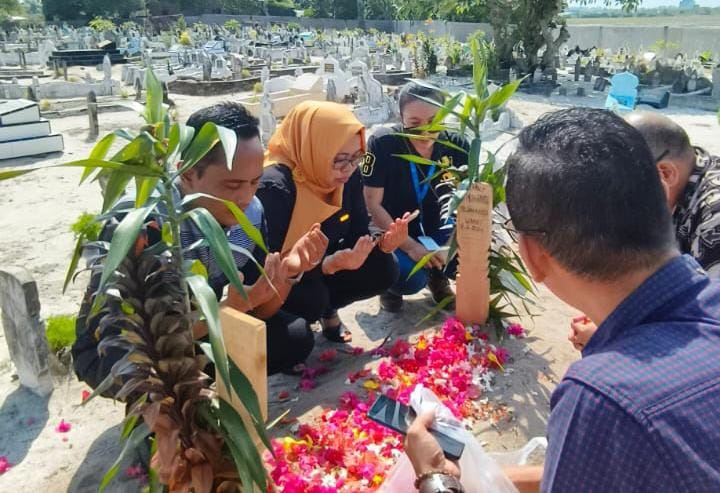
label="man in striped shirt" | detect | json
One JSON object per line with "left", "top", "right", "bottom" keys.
{"left": 72, "top": 103, "right": 329, "bottom": 393}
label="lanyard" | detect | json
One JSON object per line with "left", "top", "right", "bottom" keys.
{"left": 409, "top": 162, "right": 436, "bottom": 236}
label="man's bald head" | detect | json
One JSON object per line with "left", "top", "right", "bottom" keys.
{"left": 625, "top": 111, "right": 696, "bottom": 210}
{"left": 625, "top": 111, "right": 694, "bottom": 164}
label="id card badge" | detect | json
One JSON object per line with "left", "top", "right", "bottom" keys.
{"left": 418, "top": 235, "right": 440, "bottom": 252}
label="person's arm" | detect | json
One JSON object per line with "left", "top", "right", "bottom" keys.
{"left": 255, "top": 172, "right": 293, "bottom": 254}
{"left": 502, "top": 466, "right": 543, "bottom": 493}
{"left": 257, "top": 168, "right": 328, "bottom": 277}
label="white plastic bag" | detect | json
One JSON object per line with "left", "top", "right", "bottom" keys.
{"left": 489, "top": 437, "right": 547, "bottom": 467}
{"left": 379, "top": 385, "right": 518, "bottom": 493}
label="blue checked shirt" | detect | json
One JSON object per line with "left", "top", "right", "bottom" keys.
{"left": 543, "top": 255, "right": 720, "bottom": 492}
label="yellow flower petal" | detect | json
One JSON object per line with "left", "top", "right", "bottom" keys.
{"left": 363, "top": 379, "right": 380, "bottom": 390}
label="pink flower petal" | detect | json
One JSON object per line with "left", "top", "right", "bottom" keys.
{"left": 0, "top": 456, "right": 12, "bottom": 475}
{"left": 55, "top": 419, "right": 72, "bottom": 433}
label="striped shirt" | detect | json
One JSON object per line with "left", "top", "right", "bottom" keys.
{"left": 181, "top": 196, "right": 265, "bottom": 296}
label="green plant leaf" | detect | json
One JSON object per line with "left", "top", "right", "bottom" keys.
{"left": 189, "top": 259, "right": 208, "bottom": 278}
{"left": 97, "top": 200, "right": 157, "bottom": 294}
{"left": 471, "top": 38, "right": 488, "bottom": 98}
{"left": 98, "top": 423, "right": 150, "bottom": 492}
{"left": 415, "top": 294, "right": 455, "bottom": 327}
{"left": 120, "top": 394, "right": 147, "bottom": 439}
{"left": 161, "top": 222, "right": 173, "bottom": 246}
{"left": 179, "top": 122, "right": 222, "bottom": 174}
{"left": 215, "top": 124, "right": 238, "bottom": 172}
{"left": 430, "top": 92, "right": 463, "bottom": 127}
{"left": 0, "top": 159, "right": 162, "bottom": 183}
{"left": 81, "top": 133, "right": 117, "bottom": 184}
{"left": 102, "top": 171, "right": 133, "bottom": 213}
{"left": 228, "top": 244, "right": 266, "bottom": 282}
{"left": 134, "top": 176, "right": 160, "bottom": 208}
{"left": 217, "top": 399, "right": 269, "bottom": 490}
{"left": 184, "top": 207, "right": 245, "bottom": 295}
{"left": 62, "top": 233, "right": 85, "bottom": 294}
{"left": 181, "top": 193, "right": 268, "bottom": 254}
{"left": 467, "top": 137, "right": 481, "bottom": 182}
{"left": 112, "top": 100, "right": 147, "bottom": 115}
{"left": 144, "top": 66, "right": 165, "bottom": 124}
{"left": 435, "top": 139, "right": 469, "bottom": 155}
{"left": 406, "top": 247, "right": 449, "bottom": 280}
{"left": 392, "top": 154, "right": 437, "bottom": 166}
{"left": 113, "top": 128, "right": 137, "bottom": 141}
{"left": 111, "top": 132, "right": 155, "bottom": 163}
{"left": 228, "top": 358, "right": 273, "bottom": 453}
{"left": 487, "top": 78, "right": 523, "bottom": 110}
{"left": 185, "top": 273, "right": 231, "bottom": 395}
{"left": 167, "top": 123, "right": 196, "bottom": 162}
{"left": 266, "top": 409, "right": 291, "bottom": 430}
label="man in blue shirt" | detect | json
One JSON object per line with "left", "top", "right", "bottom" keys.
{"left": 405, "top": 108, "right": 720, "bottom": 492}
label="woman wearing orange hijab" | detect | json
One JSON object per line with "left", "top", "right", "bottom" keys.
{"left": 257, "top": 101, "right": 412, "bottom": 343}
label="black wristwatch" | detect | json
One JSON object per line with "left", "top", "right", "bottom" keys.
{"left": 418, "top": 473, "right": 464, "bottom": 493}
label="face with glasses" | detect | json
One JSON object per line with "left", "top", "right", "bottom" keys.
{"left": 331, "top": 132, "right": 365, "bottom": 186}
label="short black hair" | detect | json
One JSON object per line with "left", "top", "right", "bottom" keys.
{"left": 398, "top": 81, "right": 445, "bottom": 114}
{"left": 185, "top": 102, "right": 260, "bottom": 176}
{"left": 506, "top": 108, "right": 676, "bottom": 280}
{"left": 625, "top": 111, "right": 694, "bottom": 164}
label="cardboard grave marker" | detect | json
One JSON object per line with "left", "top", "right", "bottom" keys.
{"left": 215, "top": 307, "right": 268, "bottom": 448}
{"left": 455, "top": 182, "right": 492, "bottom": 325}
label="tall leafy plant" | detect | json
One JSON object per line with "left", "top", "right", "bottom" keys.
{"left": 397, "top": 39, "right": 535, "bottom": 336}
{"left": 0, "top": 69, "right": 273, "bottom": 492}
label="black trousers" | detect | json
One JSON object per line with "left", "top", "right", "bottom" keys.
{"left": 73, "top": 309, "right": 315, "bottom": 396}
{"left": 265, "top": 310, "right": 314, "bottom": 374}
{"left": 281, "top": 249, "right": 399, "bottom": 323}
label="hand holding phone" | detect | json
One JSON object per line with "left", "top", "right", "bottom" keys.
{"left": 367, "top": 395, "right": 465, "bottom": 461}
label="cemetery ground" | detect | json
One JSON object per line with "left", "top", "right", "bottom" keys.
{"left": 1, "top": 92, "right": 720, "bottom": 492}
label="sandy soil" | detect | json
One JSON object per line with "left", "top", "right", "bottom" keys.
{"left": 1, "top": 85, "right": 719, "bottom": 492}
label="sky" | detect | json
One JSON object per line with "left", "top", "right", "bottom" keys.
{"left": 569, "top": 0, "right": 720, "bottom": 7}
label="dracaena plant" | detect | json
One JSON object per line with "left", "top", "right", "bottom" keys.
{"left": 0, "top": 68, "right": 273, "bottom": 492}
{"left": 397, "top": 39, "right": 536, "bottom": 337}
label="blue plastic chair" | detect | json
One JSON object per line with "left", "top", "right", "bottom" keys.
{"left": 605, "top": 71, "right": 640, "bottom": 111}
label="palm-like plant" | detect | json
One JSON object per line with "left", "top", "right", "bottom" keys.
{"left": 398, "top": 39, "right": 536, "bottom": 336}
{"left": 0, "top": 69, "right": 273, "bottom": 492}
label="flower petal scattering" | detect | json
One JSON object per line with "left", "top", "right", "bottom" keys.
{"left": 0, "top": 456, "right": 11, "bottom": 475}
{"left": 265, "top": 317, "right": 519, "bottom": 491}
{"left": 55, "top": 419, "right": 72, "bottom": 433}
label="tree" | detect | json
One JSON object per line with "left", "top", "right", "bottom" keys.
{"left": 0, "top": 0, "right": 23, "bottom": 23}
{"left": 43, "top": 0, "right": 84, "bottom": 21}
{"left": 430, "top": 0, "right": 641, "bottom": 72}
{"left": 364, "top": 0, "right": 396, "bottom": 19}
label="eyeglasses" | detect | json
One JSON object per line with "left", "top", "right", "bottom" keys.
{"left": 332, "top": 151, "right": 366, "bottom": 172}
{"left": 502, "top": 217, "right": 547, "bottom": 238}
{"left": 655, "top": 149, "right": 670, "bottom": 163}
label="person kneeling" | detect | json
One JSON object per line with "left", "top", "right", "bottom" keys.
{"left": 257, "top": 101, "right": 410, "bottom": 343}
{"left": 72, "top": 103, "right": 329, "bottom": 395}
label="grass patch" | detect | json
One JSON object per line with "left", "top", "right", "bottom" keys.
{"left": 71, "top": 211, "right": 102, "bottom": 241}
{"left": 46, "top": 314, "right": 77, "bottom": 352}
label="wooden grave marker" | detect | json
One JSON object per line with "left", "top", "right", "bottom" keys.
{"left": 215, "top": 306, "right": 268, "bottom": 448}
{"left": 455, "top": 182, "right": 492, "bottom": 325}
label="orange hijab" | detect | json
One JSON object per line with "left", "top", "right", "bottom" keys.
{"left": 266, "top": 101, "right": 365, "bottom": 253}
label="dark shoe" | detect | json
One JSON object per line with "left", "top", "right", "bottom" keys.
{"left": 320, "top": 310, "right": 353, "bottom": 343}
{"left": 427, "top": 271, "right": 456, "bottom": 309}
{"left": 380, "top": 290, "right": 403, "bottom": 313}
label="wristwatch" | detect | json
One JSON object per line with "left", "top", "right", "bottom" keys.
{"left": 418, "top": 473, "right": 464, "bottom": 493}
